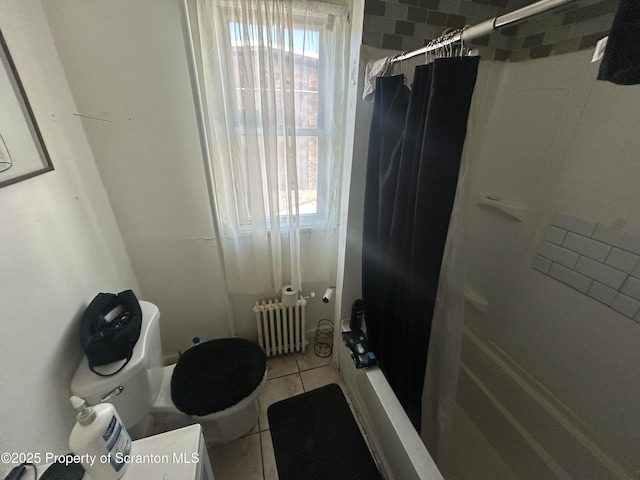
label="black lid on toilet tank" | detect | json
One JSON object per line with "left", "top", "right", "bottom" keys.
{"left": 171, "top": 338, "right": 267, "bottom": 416}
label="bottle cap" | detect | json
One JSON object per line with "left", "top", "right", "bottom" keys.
{"left": 70, "top": 396, "right": 96, "bottom": 425}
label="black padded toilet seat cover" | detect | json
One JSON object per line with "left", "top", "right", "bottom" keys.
{"left": 171, "top": 338, "right": 267, "bottom": 416}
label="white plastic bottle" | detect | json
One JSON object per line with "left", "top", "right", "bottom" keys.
{"left": 69, "top": 396, "right": 131, "bottom": 479}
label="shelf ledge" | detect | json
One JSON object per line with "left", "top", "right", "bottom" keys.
{"left": 477, "top": 195, "right": 528, "bottom": 222}
{"left": 464, "top": 288, "right": 489, "bottom": 313}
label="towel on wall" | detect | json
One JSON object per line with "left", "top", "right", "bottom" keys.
{"left": 598, "top": 0, "right": 640, "bottom": 85}
{"left": 362, "top": 57, "right": 392, "bottom": 102}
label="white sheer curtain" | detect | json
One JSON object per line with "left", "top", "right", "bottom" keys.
{"left": 196, "top": 0, "right": 348, "bottom": 295}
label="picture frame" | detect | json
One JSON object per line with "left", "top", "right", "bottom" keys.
{"left": 0, "top": 28, "right": 53, "bottom": 188}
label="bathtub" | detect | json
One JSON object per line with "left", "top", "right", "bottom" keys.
{"left": 338, "top": 330, "right": 444, "bottom": 480}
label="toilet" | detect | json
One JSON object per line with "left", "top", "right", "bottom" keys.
{"left": 70, "top": 301, "right": 267, "bottom": 444}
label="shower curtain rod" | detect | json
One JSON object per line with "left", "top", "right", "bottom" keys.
{"left": 391, "top": 0, "right": 576, "bottom": 63}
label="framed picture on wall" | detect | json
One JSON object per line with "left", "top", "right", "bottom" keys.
{"left": 0, "top": 28, "right": 53, "bottom": 188}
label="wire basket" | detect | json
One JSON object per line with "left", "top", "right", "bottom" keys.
{"left": 314, "top": 319, "right": 334, "bottom": 358}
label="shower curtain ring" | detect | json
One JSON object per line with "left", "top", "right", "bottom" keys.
{"left": 400, "top": 51, "right": 407, "bottom": 74}
{"left": 460, "top": 26, "right": 469, "bottom": 58}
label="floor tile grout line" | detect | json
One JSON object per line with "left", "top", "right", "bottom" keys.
{"left": 266, "top": 362, "right": 332, "bottom": 381}
{"left": 266, "top": 371, "right": 302, "bottom": 382}
{"left": 258, "top": 429, "right": 265, "bottom": 480}
{"left": 298, "top": 363, "right": 332, "bottom": 373}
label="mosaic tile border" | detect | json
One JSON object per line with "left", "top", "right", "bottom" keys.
{"left": 362, "top": 0, "right": 617, "bottom": 62}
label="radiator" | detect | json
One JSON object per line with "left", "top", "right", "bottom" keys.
{"left": 253, "top": 297, "right": 307, "bottom": 357}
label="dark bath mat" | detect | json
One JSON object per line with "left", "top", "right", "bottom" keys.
{"left": 267, "top": 383, "right": 382, "bottom": 480}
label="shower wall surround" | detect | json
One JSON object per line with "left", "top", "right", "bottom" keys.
{"left": 533, "top": 212, "right": 640, "bottom": 322}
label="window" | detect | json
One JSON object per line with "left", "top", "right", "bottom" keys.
{"left": 227, "top": 20, "right": 330, "bottom": 228}
{"left": 194, "top": 0, "right": 349, "bottom": 293}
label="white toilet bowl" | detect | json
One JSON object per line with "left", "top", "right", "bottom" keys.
{"left": 71, "top": 301, "right": 267, "bottom": 444}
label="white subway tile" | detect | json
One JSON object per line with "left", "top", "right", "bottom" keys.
{"left": 605, "top": 248, "right": 639, "bottom": 274}
{"left": 562, "top": 233, "right": 611, "bottom": 262}
{"left": 548, "top": 264, "right": 591, "bottom": 293}
{"left": 544, "top": 226, "right": 567, "bottom": 245}
{"left": 532, "top": 255, "right": 552, "bottom": 274}
{"left": 620, "top": 276, "right": 640, "bottom": 302}
{"left": 538, "top": 241, "right": 579, "bottom": 269}
{"left": 610, "top": 294, "right": 640, "bottom": 319}
{"left": 551, "top": 213, "right": 597, "bottom": 237}
{"left": 587, "top": 282, "right": 617, "bottom": 306}
{"left": 592, "top": 224, "right": 640, "bottom": 255}
{"left": 575, "top": 257, "right": 627, "bottom": 290}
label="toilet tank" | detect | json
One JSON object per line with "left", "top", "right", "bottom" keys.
{"left": 70, "top": 301, "right": 164, "bottom": 429}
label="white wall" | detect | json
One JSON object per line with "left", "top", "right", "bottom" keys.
{"left": 0, "top": 1, "right": 139, "bottom": 474}
{"left": 445, "top": 50, "right": 640, "bottom": 479}
{"left": 41, "top": 0, "right": 234, "bottom": 355}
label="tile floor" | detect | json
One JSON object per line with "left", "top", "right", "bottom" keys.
{"left": 206, "top": 347, "right": 351, "bottom": 480}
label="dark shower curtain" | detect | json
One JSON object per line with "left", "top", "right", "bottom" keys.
{"left": 362, "top": 56, "right": 479, "bottom": 431}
